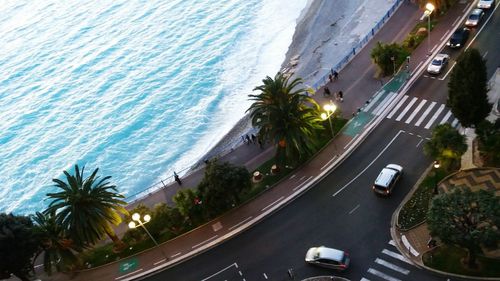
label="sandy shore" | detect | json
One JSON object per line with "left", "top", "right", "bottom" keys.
{"left": 192, "top": 0, "right": 395, "bottom": 170}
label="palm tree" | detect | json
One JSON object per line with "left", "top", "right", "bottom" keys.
{"left": 32, "top": 212, "right": 80, "bottom": 275}
{"left": 247, "top": 72, "right": 323, "bottom": 165}
{"left": 45, "top": 165, "right": 128, "bottom": 250}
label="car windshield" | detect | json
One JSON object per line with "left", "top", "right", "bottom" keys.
{"left": 432, "top": 59, "right": 442, "bottom": 66}
{"left": 374, "top": 184, "right": 388, "bottom": 190}
{"left": 451, "top": 32, "right": 462, "bottom": 39}
{"left": 469, "top": 14, "right": 479, "bottom": 20}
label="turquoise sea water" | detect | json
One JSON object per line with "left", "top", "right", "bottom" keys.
{"left": 0, "top": 0, "right": 307, "bottom": 214}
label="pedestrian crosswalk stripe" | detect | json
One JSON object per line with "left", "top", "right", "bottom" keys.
{"left": 440, "top": 110, "right": 452, "bottom": 124}
{"left": 364, "top": 90, "right": 386, "bottom": 112}
{"left": 373, "top": 92, "right": 396, "bottom": 116}
{"left": 368, "top": 268, "right": 401, "bottom": 281}
{"left": 381, "top": 249, "right": 412, "bottom": 264}
{"left": 395, "top": 97, "right": 417, "bottom": 121}
{"left": 425, "top": 104, "right": 445, "bottom": 129}
{"left": 387, "top": 95, "right": 408, "bottom": 119}
{"left": 360, "top": 278, "right": 371, "bottom": 281}
{"left": 405, "top": 99, "right": 427, "bottom": 124}
{"left": 451, "top": 118, "right": 459, "bottom": 128}
{"left": 375, "top": 258, "right": 410, "bottom": 275}
{"left": 415, "top": 101, "right": 436, "bottom": 126}
{"left": 388, "top": 240, "right": 396, "bottom": 247}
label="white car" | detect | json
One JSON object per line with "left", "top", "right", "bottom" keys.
{"left": 372, "top": 164, "right": 403, "bottom": 195}
{"left": 478, "top": 0, "right": 495, "bottom": 9}
{"left": 305, "top": 246, "right": 350, "bottom": 270}
{"left": 427, "top": 53, "right": 450, "bottom": 75}
{"left": 465, "top": 9, "right": 484, "bottom": 27}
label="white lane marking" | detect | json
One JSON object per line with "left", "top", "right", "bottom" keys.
{"left": 201, "top": 263, "right": 238, "bottom": 281}
{"left": 395, "top": 97, "right": 417, "bottom": 121}
{"left": 389, "top": 240, "right": 396, "bottom": 247}
{"left": 415, "top": 101, "right": 436, "bottom": 126}
{"left": 440, "top": 61, "right": 456, "bottom": 80}
{"left": 349, "top": 204, "right": 360, "bottom": 214}
{"left": 425, "top": 104, "right": 445, "bottom": 129}
{"left": 462, "top": 3, "right": 470, "bottom": 13}
{"left": 115, "top": 269, "right": 144, "bottom": 280}
{"left": 171, "top": 252, "right": 181, "bottom": 258}
{"left": 333, "top": 130, "right": 404, "bottom": 197}
{"left": 372, "top": 92, "right": 396, "bottom": 115}
{"left": 367, "top": 268, "right": 401, "bottom": 281}
{"left": 430, "top": 44, "right": 438, "bottom": 53}
{"left": 228, "top": 216, "right": 253, "bottom": 231}
{"left": 344, "top": 134, "right": 359, "bottom": 149}
{"left": 405, "top": 99, "right": 427, "bottom": 124}
{"left": 363, "top": 90, "right": 386, "bottom": 112}
{"left": 263, "top": 273, "right": 268, "bottom": 279}
{"left": 440, "top": 110, "right": 453, "bottom": 124}
{"left": 482, "top": 51, "right": 488, "bottom": 58}
{"left": 375, "top": 258, "right": 410, "bottom": 275}
{"left": 289, "top": 174, "right": 296, "bottom": 180}
{"left": 299, "top": 175, "right": 305, "bottom": 181}
{"left": 153, "top": 258, "right": 166, "bottom": 265}
{"left": 293, "top": 176, "right": 313, "bottom": 191}
{"left": 239, "top": 271, "right": 243, "bottom": 276}
{"left": 360, "top": 278, "right": 371, "bottom": 281}
{"left": 451, "top": 118, "right": 459, "bottom": 127}
{"left": 382, "top": 249, "right": 412, "bottom": 264}
{"left": 35, "top": 264, "right": 43, "bottom": 268}
{"left": 387, "top": 95, "right": 409, "bottom": 119}
{"left": 321, "top": 155, "right": 338, "bottom": 170}
{"left": 412, "top": 61, "right": 424, "bottom": 76}
{"left": 192, "top": 235, "right": 218, "bottom": 249}
{"left": 261, "top": 196, "right": 284, "bottom": 211}
{"left": 440, "top": 29, "right": 451, "bottom": 41}
{"left": 416, "top": 138, "right": 424, "bottom": 147}
{"left": 452, "top": 16, "right": 460, "bottom": 26}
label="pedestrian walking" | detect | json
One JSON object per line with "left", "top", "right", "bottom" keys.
{"left": 333, "top": 70, "right": 339, "bottom": 80}
{"left": 174, "top": 171, "right": 182, "bottom": 185}
{"left": 338, "top": 90, "right": 343, "bottom": 102}
{"left": 258, "top": 138, "right": 263, "bottom": 149}
{"left": 251, "top": 134, "right": 256, "bottom": 143}
{"left": 245, "top": 134, "right": 251, "bottom": 145}
{"left": 323, "top": 86, "right": 331, "bottom": 97}
{"left": 328, "top": 73, "right": 333, "bottom": 83}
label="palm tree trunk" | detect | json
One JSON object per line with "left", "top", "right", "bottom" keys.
{"left": 105, "top": 227, "right": 126, "bottom": 252}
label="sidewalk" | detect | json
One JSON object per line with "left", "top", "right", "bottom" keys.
{"left": 35, "top": 1, "right": 462, "bottom": 280}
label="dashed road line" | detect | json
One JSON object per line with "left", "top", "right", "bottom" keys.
{"left": 261, "top": 196, "right": 284, "bottom": 212}
{"left": 192, "top": 235, "right": 218, "bottom": 249}
{"left": 228, "top": 216, "right": 253, "bottom": 231}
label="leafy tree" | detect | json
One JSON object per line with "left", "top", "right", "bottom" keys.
{"left": 248, "top": 72, "right": 323, "bottom": 166}
{"left": 198, "top": 160, "right": 251, "bottom": 219}
{"left": 370, "top": 41, "right": 410, "bottom": 76}
{"left": 31, "top": 212, "right": 80, "bottom": 275}
{"left": 0, "top": 213, "right": 40, "bottom": 281}
{"left": 172, "top": 188, "right": 204, "bottom": 226}
{"left": 424, "top": 124, "right": 467, "bottom": 170}
{"left": 475, "top": 119, "right": 500, "bottom": 166}
{"left": 45, "top": 165, "right": 128, "bottom": 250}
{"left": 428, "top": 188, "right": 500, "bottom": 268}
{"left": 448, "top": 48, "right": 491, "bottom": 127}
{"left": 148, "top": 203, "right": 186, "bottom": 239}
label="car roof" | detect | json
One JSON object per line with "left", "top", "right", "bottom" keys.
{"left": 471, "top": 8, "right": 483, "bottom": 15}
{"left": 314, "top": 246, "right": 344, "bottom": 261}
{"left": 453, "top": 27, "right": 468, "bottom": 34}
{"left": 434, "top": 53, "right": 448, "bottom": 60}
{"left": 375, "top": 164, "right": 402, "bottom": 187}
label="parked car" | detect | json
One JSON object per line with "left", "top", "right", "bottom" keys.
{"left": 372, "top": 164, "right": 403, "bottom": 195}
{"left": 465, "top": 8, "right": 484, "bottom": 27}
{"left": 305, "top": 246, "right": 350, "bottom": 270}
{"left": 478, "top": 0, "right": 495, "bottom": 9}
{"left": 427, "top": 53, "right": 450, "bottom": 75}
{"left": 446, "top": 27, "right": 470, "bottom": 48}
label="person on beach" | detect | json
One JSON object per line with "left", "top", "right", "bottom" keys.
{"left": 323, "top": 86, "right": 331, "bottom": 97}
{"left": 174, "top": 171, "right": 182, "bottom": 185}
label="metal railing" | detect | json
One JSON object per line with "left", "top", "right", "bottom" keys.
{"left": 126, "top": 0, "right": 405, "bottom": 204}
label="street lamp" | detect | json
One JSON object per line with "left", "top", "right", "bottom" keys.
{"left": 423, "top": 3, "right": 435, "bottom": 55}
{"left": 128, "top": 213, "right": 159, "bottom": 247}
{"left": 433, "top": 160, "right": 440, "bottom": 194}
{"left": 321, "top": 101, "right": 337, "bottom": 138}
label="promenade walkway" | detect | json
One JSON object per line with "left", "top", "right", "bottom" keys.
{"left": 29, "top": 1, "right": 478, "bottom": 280}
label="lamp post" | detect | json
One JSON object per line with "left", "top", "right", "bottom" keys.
{"left": 321, "top": 101, "right": 337, "bottom": 138}
{"left": 128, "top": 213, "right": 159, "bottom": 246}
{"left": 424, "top": 3, "right": 435, "bottom": 55}
{"left": 433, "top": 160, "right": 440, "bottom": 195}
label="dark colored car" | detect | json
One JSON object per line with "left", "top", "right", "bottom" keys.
{"left": 447, "top": 27, "right": 470, "bottom": 48}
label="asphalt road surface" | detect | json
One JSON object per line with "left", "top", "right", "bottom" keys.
{"left": 143, "top": 3, "right": 499, "bottom": 281}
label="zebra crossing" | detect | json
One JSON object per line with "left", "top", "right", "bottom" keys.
{"left": 360, "top": 240, "right": 414, "bottom": 281}
{"left": 366, "top": 93, "right": 460, "bottom": 130}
